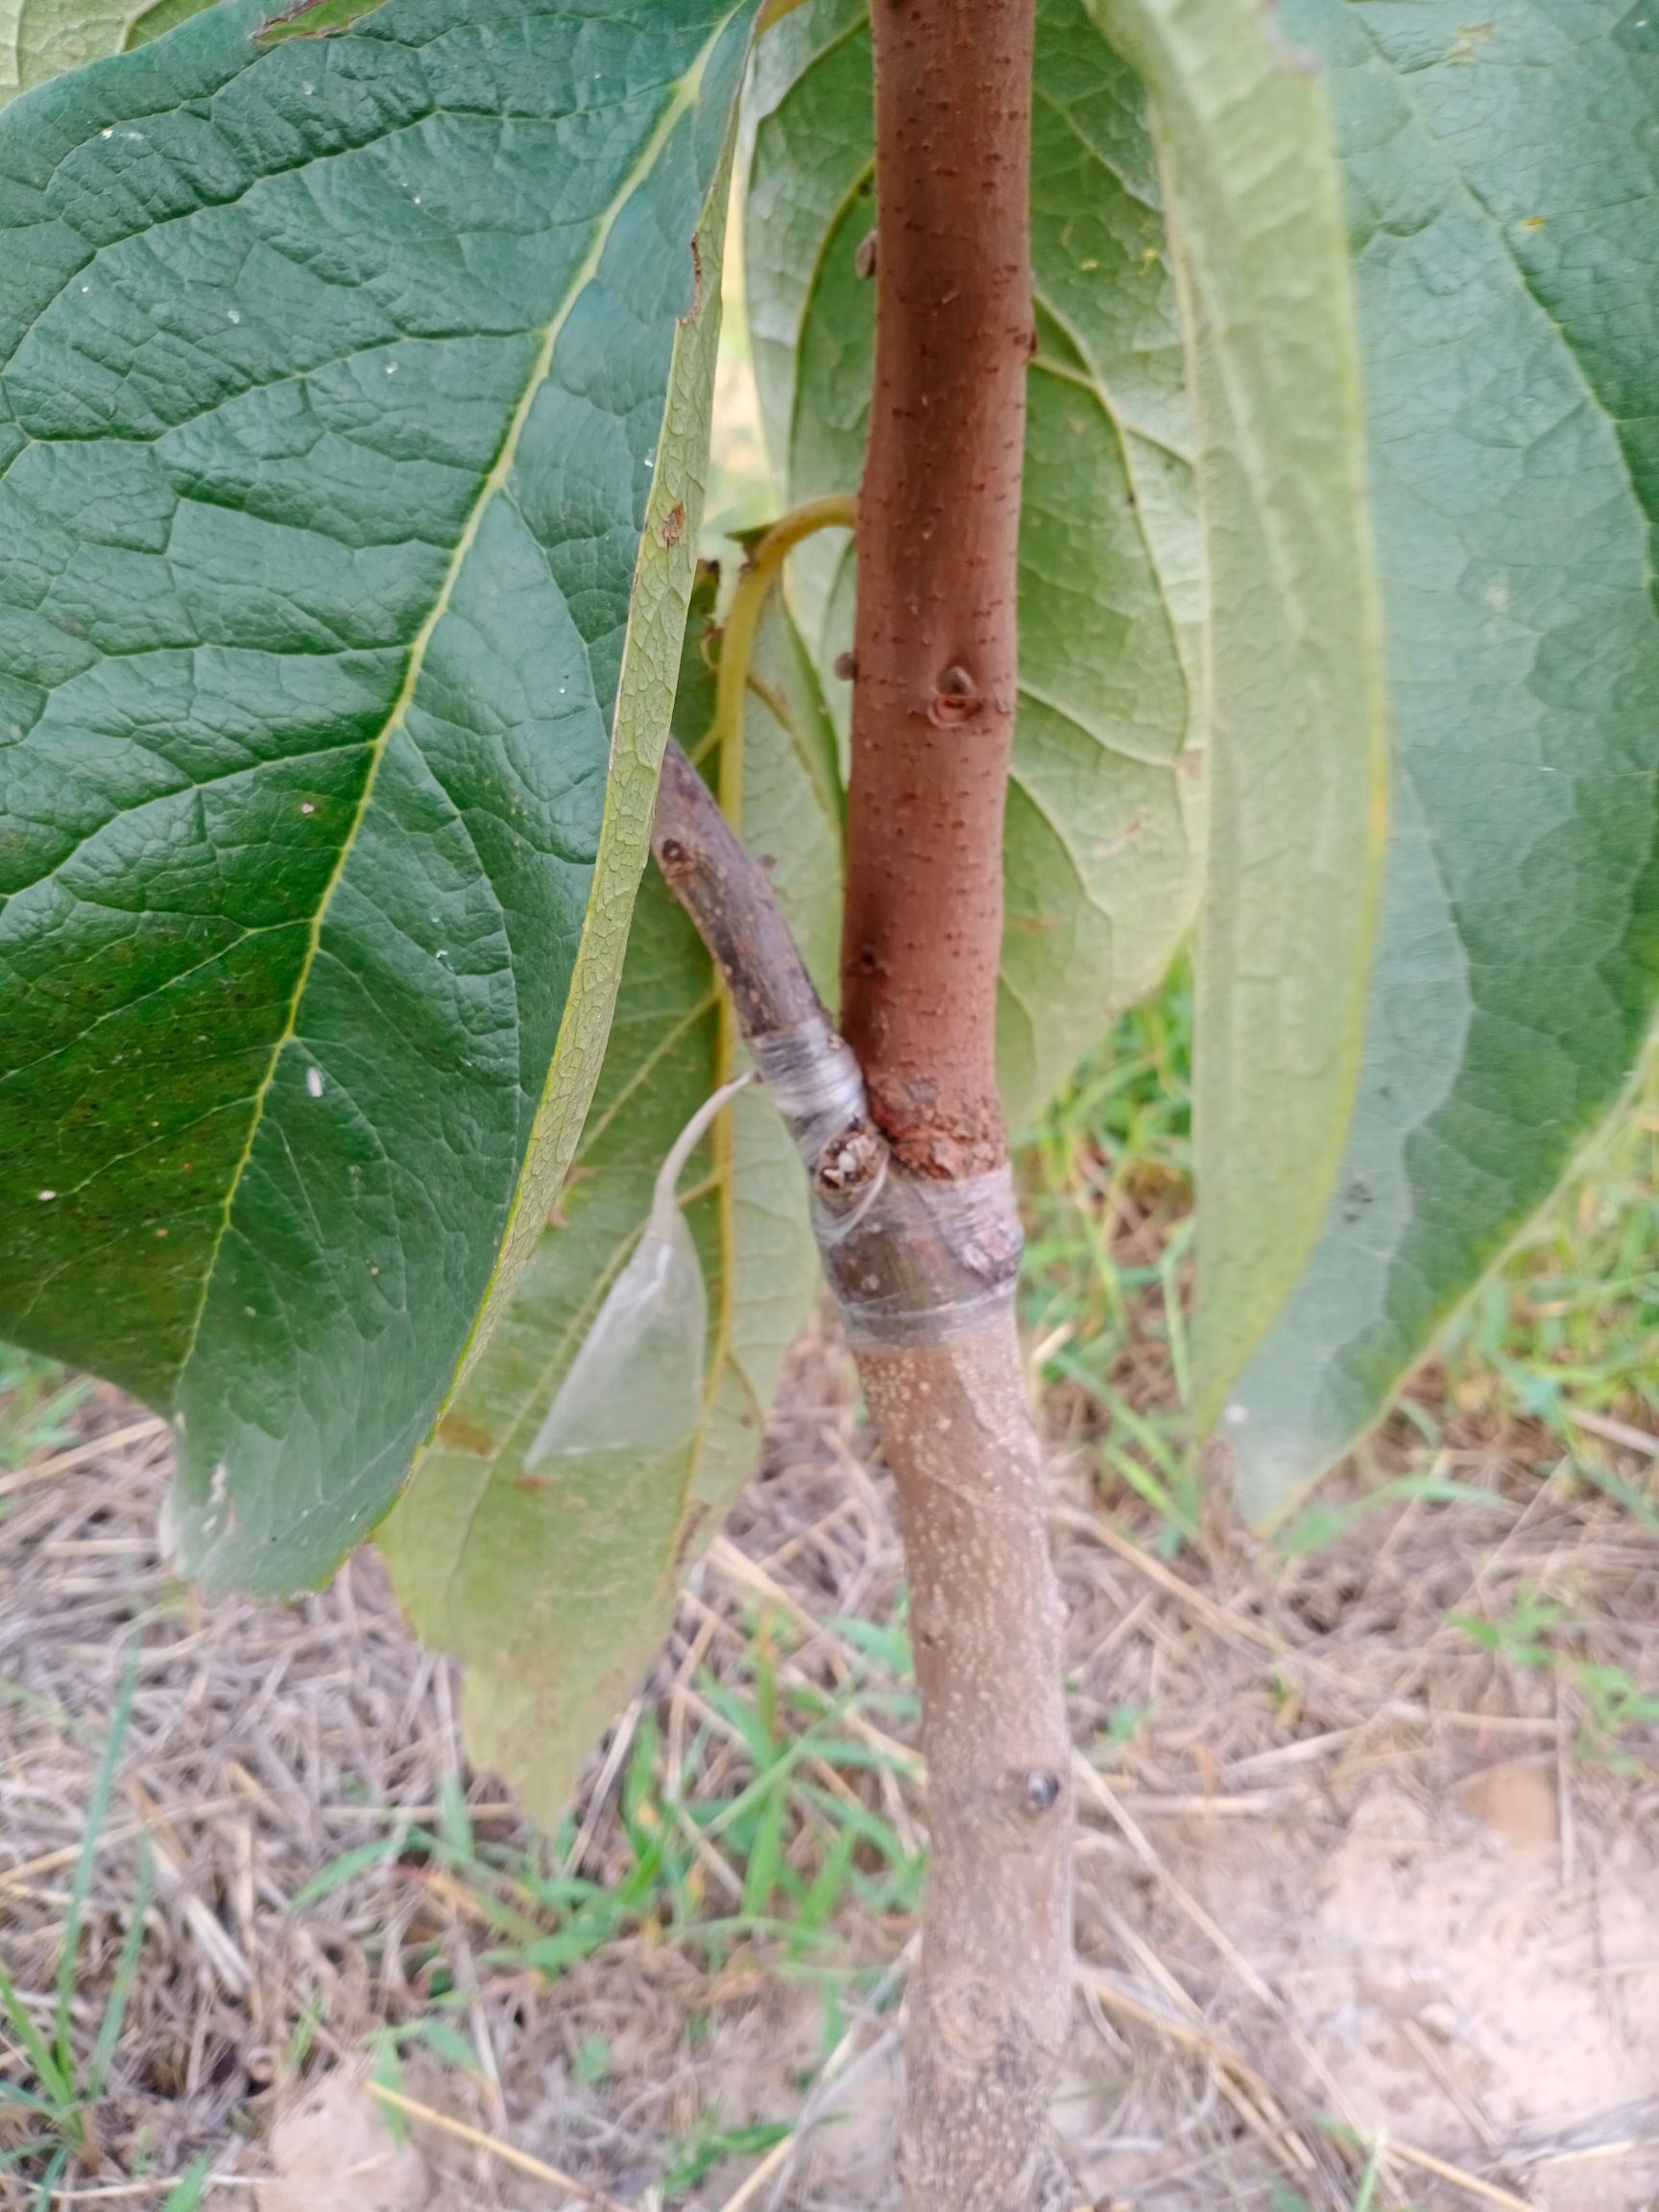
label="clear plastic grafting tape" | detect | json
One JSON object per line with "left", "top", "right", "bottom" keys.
{"left": 750, "top": 1019, "right": 1022, "bottom": 1344}
{"left": 823, "top": 1164, "right": 1022, "bottom": 1345}
{"left": 523, "top": 1072, "right": 752, "bottom": 1471}
{"left": 749, "top": 1021, "right": 865, "bottom": 1166}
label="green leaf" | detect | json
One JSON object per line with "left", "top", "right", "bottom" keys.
{"left": 1224, "top": 0, "right": 1659, "bottom": 1523}
{"left": 0, "top": 0, "right": 757, "bottom": 1593}
{"left": 380, "top": 573, "right": 839, "bottom": 1825}
{"left": 1091, "top": 0, "right": 1389, "bottom": 1425}
{"left": 0, "top": 0, "right": 214, "bottom": 108}
{"left": 741, "top": 0, "right": 1206, "bottom": 1127}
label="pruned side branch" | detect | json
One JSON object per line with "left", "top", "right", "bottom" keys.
{"left": 653, "top": 738, "right": 827, "bottom": 1042}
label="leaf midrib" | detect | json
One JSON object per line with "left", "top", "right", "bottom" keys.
{"left": 167, "top": 29, "right": 724, "bottom": 1408}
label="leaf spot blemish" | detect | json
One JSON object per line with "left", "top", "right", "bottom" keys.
{"left": 1448, "top": 18, "right": 1494, "bottom": 60}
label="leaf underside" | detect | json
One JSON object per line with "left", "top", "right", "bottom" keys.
{"left": 1227, "top": 0, "right": 1659, "bottom": 1523}
{"left": 743, "top": 0, "right": 1207, "bottom": 1130}
{"left": 381, "top": 573, "right": 839, "bottom": 1824}
{"left": 0, "top": 0, "right": 213, "bottom": 108}
{"left": 1092, "top": 0, "right": 1389, "bottom": 1431}
{"left": 0, "top": 0, "right": 757, "bottom": 1592}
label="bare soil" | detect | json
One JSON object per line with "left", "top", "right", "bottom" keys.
{"left": 1, "top": 1325, "right": 1655, "bottom": 2210}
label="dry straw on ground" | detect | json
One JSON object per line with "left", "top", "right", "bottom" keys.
{"left": 1, "top": 1310, "right": 1656, "bottom": 2212}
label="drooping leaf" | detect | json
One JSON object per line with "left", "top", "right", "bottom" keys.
{"left": 0, "top": 0, "right": 758, "bottom": 1593}
{"left": 381, "top": 571, "right": 839, "bottom": 1823}
{"left": 0, "top": 0, "right": 214, "bottom": 108}
{"left": 1224, "top": 0, "right": 1659, "bottom": 1523}
{"left": 1091, "top": 0, "right": 1389, "bottom": 1427}
{"left": 742, "top": 0, "right": 1206, "bottom": 1127}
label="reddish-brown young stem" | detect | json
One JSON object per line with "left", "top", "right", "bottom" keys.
{"left": 840, "top": 0, "right": 1038, "bottom": 1179}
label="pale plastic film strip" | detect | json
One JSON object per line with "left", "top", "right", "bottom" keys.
{"left": 523, "top": 1073, "right": 752, "bottom": 1470}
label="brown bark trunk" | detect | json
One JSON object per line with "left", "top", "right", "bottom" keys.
{"left": 862, "top": 1316, "right": 1074, "bottom": 2211}
{"left": 840, "top": 0, "right": 1037, "bottom": 1180}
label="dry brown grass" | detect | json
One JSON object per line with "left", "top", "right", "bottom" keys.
{"left": 1, "top": 1310, "right": 1656, "bottom": 2211}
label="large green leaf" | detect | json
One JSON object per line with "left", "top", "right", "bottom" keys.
{"left": 1093, "top": 0, "right": 1388, "bottom": 1426}
{"left": 742, "top": 0, "right": 1206, "bottom": 1127}
{"left": 381, "top": 573, "right": 839, "bottom": 1824}
{"left": 1225, "top": 0, "right": 1659, "bottom": 1522}
{"left": 0, "top": 0, "right": 211, "bottom": 108}
{"left": 0, "top": 0, "right": 757, "bottom": 1593}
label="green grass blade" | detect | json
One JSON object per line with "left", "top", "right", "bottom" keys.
{"left": 30, "top": 2141, "right": 70, "bottom": 2212}
{"left": 0, "top": 1961, "right": 72, "bottom": 2110}
{"left": 56, "top": 1641, "right": 139, "bottom": 2076}
{"left": 161, "top": 2152, "right": 215, "bottom": 2212}
{"left": 85, "top": 1840, "right": 154, "bottom": 2105}
{"left": 288, "top": 1834, "right": 408, "bottom": 1915}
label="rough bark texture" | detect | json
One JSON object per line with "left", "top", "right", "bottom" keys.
{"left": 862, "top": 1314, "right": 1075, "bottom": 2212}
{"left": 840, "top": 0, "right": 1038, "bottom": 1178}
